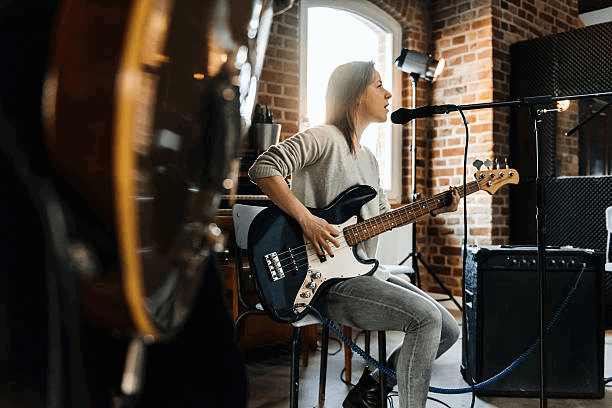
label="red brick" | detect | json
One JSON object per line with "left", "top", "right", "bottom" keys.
{"left": 471, "top": 17, "right": 492, "bottom": 30}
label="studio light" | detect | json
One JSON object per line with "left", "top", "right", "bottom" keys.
{"left": 394, "top": 48, "right": 445, "bottom": 82}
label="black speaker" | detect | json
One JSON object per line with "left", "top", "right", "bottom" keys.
{"left": 461, "top": 245, "right": 605, "bottom": 398}
{"left": 542, "top": 176, "right": 612, "bottom": 329}
{"left": 543, "top": 176, "right": 612, "bottom": 251}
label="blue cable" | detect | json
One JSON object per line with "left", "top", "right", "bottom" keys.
{"left": 306, "top": 267, "right": 585, "bottom": 395}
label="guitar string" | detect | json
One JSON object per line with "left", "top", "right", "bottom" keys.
{"left": 274, "top": 234, "right": 350, "bottom": 266}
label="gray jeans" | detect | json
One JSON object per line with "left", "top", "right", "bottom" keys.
{"left": 315, "top": 274, "right": 460, "bottom": 408}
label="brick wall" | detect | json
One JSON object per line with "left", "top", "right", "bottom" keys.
{"left": 256, "top": 4, "right": 300, "bottom": 140}
{"left": 254, "top": 0, "right": 582, "bottom": 295}
{"left": 420, "top": 0, "right": 582, "bottom": 295}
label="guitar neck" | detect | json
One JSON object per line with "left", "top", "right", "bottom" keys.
{"left": 344, "top": 180, "right": 479, "bottom": 246}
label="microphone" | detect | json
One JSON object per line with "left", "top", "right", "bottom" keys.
{"left": 390, "top": 104, "right": 457, "bottom": 124}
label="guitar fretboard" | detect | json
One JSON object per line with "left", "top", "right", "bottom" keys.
{"left": 343, "top": 181, "right": 480, "bottom": 246}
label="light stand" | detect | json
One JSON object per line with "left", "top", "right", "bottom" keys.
{"left": 395, "top": 49, "right": 462, "bottom": 310}
{"left": 406, "top": 90, "right": 612, "bottom": 407}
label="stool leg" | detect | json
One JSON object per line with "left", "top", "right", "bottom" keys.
{"left": 342, "top": 326, "right": 352, "bottom": 383}
{"left": 319, "top": 325, "right": 329, "bottom": 407}
{"left": 378, "top": 331, "right": 387, "bottom": 408}
{"left": 290, "top": 326, "right": 303, "bottom": 408}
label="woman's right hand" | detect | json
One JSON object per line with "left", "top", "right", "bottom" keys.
{"left": 299, "top": 213, "right": 340, "bottom": 257}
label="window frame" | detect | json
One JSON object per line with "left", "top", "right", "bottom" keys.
{"left": 299, "top": 0, "right": 403, "bottom": 203}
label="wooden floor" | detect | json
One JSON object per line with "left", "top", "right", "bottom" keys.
{"left": 244, "top": 298, "right": 612, "bottom": 408}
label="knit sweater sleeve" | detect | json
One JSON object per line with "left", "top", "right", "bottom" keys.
{"left": 247, "top": 130, "right": 322, "bottom": 180}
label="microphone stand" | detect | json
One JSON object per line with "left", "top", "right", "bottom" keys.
{"left": 400, "top": 72, "right": 462, "bottom": 311}
{"left": 423, "top": 90, "right": 612, "bottom": 407}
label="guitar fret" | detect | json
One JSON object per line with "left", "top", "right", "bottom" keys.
{"left": 342, "top": 171, "right": 520, "bottom": 247}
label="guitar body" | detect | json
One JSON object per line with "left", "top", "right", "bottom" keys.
{"left": 249, "top": 184, "right": 379, "bottom": 323}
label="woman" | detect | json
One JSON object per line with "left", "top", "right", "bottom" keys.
{"left": 248, "top": 61, "right": 460, "bottom": 408}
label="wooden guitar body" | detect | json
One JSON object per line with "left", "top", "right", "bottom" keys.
{"left": 43, "top": 0, "right": 275, "bottom": 341}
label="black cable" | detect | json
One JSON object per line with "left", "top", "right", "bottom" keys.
{"left": 325, "top": 336, "right": 343, "bottom": 356}
{"left": 340, "top": 368, "right": 354, "bottom": 386}
{"left": 457, "top": 108, "right": 477, "bottom": 408}
{"left": 427, "top": 396, "right": 453, "bottom": 408}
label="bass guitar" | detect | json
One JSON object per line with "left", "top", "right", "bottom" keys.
{"left": 248, "top": 166, "right": 519, "bottom": 323}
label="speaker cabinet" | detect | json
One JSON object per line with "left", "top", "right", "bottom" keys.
{"left": 461, "top": 245, "right": 605, "bottom": 398}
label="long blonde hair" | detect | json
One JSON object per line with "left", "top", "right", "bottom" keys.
{"left": 324, "top": 61, "right": 375, "bottom": 154}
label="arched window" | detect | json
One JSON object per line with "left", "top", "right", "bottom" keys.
{"left": 299, "top": 0, "right": 402, "bottom": 202}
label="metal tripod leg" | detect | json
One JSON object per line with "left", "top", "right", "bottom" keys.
{"left": 399, "top": 252, "right": 462, "bottom": 311}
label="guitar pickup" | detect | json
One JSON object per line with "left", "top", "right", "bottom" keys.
{"left": 264, "top": 252, "right": 285, "bottom": 281}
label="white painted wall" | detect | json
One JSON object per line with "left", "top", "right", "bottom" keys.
{"left": 376, "top": 225, "right": 413, "bottom": 265}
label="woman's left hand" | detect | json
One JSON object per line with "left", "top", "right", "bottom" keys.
{"left": 431, "top": 186, "right": 460, "bottom": 216}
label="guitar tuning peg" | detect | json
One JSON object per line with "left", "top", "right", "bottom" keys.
{"left": 504, "top": 158, "right": 510, "bottom": 169}
{"left": 484, "top": 159, "right": 493, "bottom": 170}
{"left": 495, "top": 158, "right": 500, "bottom": 169}
{"left": 473, "top": 159, "right": 483, "bottom": 170}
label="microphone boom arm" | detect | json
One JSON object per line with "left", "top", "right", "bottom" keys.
{"left": 391, "top": 91, "right": 612, "bottom": 124}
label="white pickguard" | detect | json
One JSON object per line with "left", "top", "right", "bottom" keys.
{"left": 292, "top": 215, "right": 376, "bottom": 313}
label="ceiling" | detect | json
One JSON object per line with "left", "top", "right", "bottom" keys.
{"left": 580, "top": 0, "right": 612, "bottom": 13}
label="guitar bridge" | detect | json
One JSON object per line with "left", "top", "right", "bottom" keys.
{"left": 264, "top": 252, "right": 285, "bottom": 281}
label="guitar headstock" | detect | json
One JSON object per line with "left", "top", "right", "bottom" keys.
{"left": 474, "top": 168, "right": 520, "bottom": 194}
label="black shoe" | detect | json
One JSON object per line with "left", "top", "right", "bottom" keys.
{"left": 343, "top": 368, "right": 392, "bottom": 408}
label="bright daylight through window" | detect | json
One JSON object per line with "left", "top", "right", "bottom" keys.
{"left": 301, "top": 1, "right": 402, "bottom": 202}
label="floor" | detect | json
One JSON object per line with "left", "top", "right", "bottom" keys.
{"left": 244, "top": 296, "right": 612, "bottom": 408}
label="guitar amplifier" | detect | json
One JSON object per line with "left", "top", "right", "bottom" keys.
{"left": 461, "top": 245, "right": 605, "bottom": 398}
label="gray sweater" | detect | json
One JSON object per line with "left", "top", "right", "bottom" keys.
{"left": 248, "top": 124, "right": 390, "bottom": 264}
